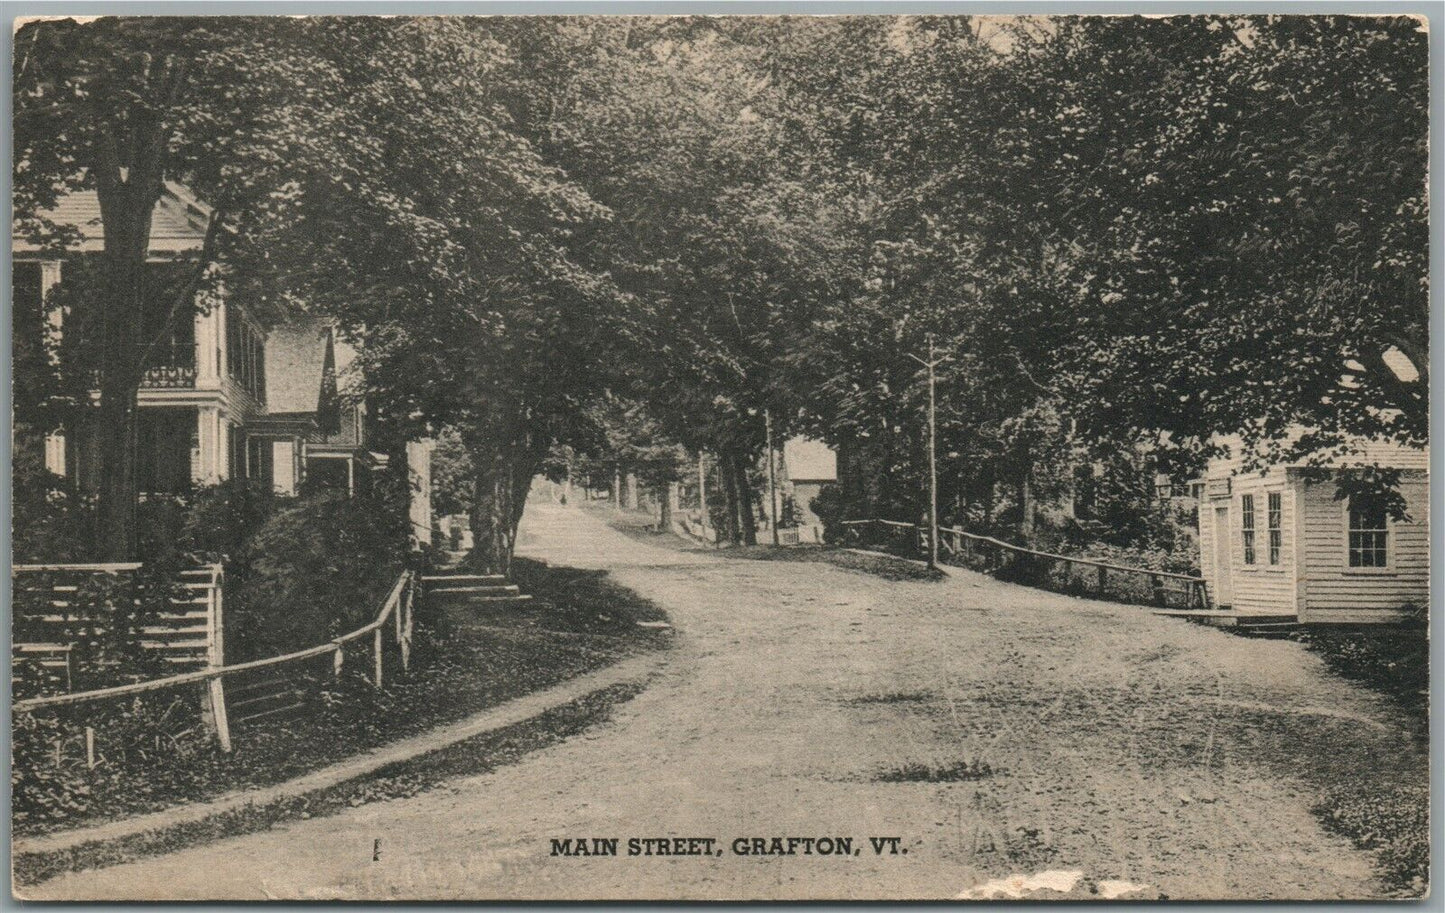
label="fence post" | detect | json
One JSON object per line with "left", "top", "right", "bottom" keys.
{"left": 85, "top": 726, "right": 97, "bottom": 769}
{"left": 1097, "top": 564, "right": 1107, "bottom": 598}
{"left": 373, "top": 627, "right": 384, "bottom": 688}
{"left": 399, "top": 578, "right": 412, "bottom": 672}
{"left": 205, "top": 568, "right": 232, "bottom": 753}
{"left": 1151, "top": 574, "right": 1167, "bottom": 607}
{"left": 333, "top": 644, "right": 344, "bottom": 679}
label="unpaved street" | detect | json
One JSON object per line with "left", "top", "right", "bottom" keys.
{"left": 28, "top": 503, "right": 1414, "bottom": 900}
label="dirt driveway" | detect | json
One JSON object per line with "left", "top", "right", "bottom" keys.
{"left": 27, "top": 503, "right": 1416, "bottom": 900}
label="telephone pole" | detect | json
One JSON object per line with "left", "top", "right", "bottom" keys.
{"left": 765, "top": 408, "right": 779, "bottom": 545}
{"left": 908, "top": 334, "right": 946, "bottom": 570}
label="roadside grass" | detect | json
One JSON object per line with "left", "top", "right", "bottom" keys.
{"left": 12, "top": 559, "right": 670, "bottom": 844}
{"left": 727, "top": 545, "right": 946, "bottom": 582}
{"left": 1286, "top": 624, "right": 1428, "bottom": 896}
{"left": 846, "top": 691, "right": 934, "bottom": 705}
{"left": 14, "top": 682, "right": 647, "bottom": 890}
{"left": 591, "top": 504, "right": 945, "bottom": 582}
{"left": 1289, "top": 624, "right": 1428, "bottom": 726}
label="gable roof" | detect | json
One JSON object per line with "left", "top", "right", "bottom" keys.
{"left": 13, "top": 181, "right": 212, "bottom": 255}
{"left": 265, "top": 317, "right": 337, "bottom": 417}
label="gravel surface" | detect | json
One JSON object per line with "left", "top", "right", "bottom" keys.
{"left": 24, "top": 502, "right": 1419, "bottom": 900}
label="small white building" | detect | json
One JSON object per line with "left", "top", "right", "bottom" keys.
{"left": 779, "top": 437, "right": 837, "bottom": 537}
{"left": 1197, "top": 438, "right": 1427, "bottom": 623}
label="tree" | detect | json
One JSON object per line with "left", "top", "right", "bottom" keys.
{"left": 227, "top": 18, "right": 630, "bottom": 574}
{"left": 13, "top": 16, "right": 343, "bottom": 557}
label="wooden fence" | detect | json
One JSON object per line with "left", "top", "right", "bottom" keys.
{"left": 838, "top": 519, "right": 1209, "bottom": 610}
{"left": 12, "top": 568, "right": 419, "bottom": 753}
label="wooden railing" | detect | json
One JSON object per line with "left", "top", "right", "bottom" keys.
{"left": 838, "top": 519, "right": 1209, "bottom": 610}
{"left": 12, "top": 568, "right": 419, "bottom": 753}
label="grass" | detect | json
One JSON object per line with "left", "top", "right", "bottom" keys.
{"left": 875, "top": 759, "right": 996, "bottom": 783}
{"left": 1290, "top": 624, "right": 1428, "bottom": 726}
{"left": 14, "top": 682, "right": 647, "bottom": 889}
{"left": 1285, "top": 623, "right": 1429, "bottom": 895}
{"left": 846, "top": 691, "right": 934, "bottom": 705}
{"left": 12, "top": 558, "right": 671, "bottom": 844}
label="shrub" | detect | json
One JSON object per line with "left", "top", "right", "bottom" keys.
{"left": 134, "top": 479, "right": 278, "bottom": 565}
{"left": 227, "top": 488, "right": 407, "bottom": 661}
{"left": 11, "top": 439, "right": 96, "bottom": 563}
{"left": 809, "top": 483, "right": 849, "bottom": 543}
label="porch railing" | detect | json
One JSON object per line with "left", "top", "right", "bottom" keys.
{"left": 837, "top": 519, "right": 1209, "bottom": 610}
{"left": 140, "top": 363, "right": 198, "bottom": 388}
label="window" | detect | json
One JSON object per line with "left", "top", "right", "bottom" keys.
{"left": 227, "top": 313, "right": 266, "bottom": 402}
{"left": 229, "top": 425, "right": 246, "bottom": 481}
{"left": 1240, "top": 494, "right": 1256, "bottom": 564}
{"left": 1267, "top": 492, "right": 1282, "bottom": 565}
{"left": 1348, "top": 497, "right": 1389, "bottom": 568}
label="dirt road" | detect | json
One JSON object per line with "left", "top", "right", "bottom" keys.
{"left": 27, "top": 503, "right": 1411, "bottom": 900}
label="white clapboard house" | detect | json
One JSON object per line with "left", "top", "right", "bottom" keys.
{"left": 12, "top": 182, "right": 395, "bottom": 500}
{"left": 1196, "top": 436, "right": 1427, "bottom": 624}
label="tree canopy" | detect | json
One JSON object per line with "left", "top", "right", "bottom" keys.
{"left": 13, "top": 14, "right": 1428, "bottom": 562}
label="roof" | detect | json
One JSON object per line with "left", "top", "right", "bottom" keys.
{"left": 264, "top": 317, "right": 336, "bottom": 415}
{"left": 783, "top": 437, "right": 837, "bottom": 482}
{"left": 1207, "top": 432, "right": 1428, "bottom": 477}
{"left": 13, "top": 181, "right": 212, "bottom": 255}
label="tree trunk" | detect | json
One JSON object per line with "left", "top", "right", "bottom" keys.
{"left": 658, "top": 484, "right": 673, "bottom": 530}
{"left": 733, "top": 452, "right": 758, "bottom": 546}
{"left": 1019, "top": 471, "right": 1034, "bottom": 539}
{"left": 468, "top": 445, "right": 538, "bottom": 577}
{"left": 93, "top": 184, "right": 159, "bottom": 560}
{"left": 719, "top": 455, "right": 741, "bottom": 545}
{"left": 94, "top": 389, "right": 140, "bottom": 560}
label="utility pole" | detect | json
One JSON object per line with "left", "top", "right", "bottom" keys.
{"left": 698, "top": 452, "right": 707, "bottom": 523}
{"left": 909, "top": 334, "right": 946, "bottom": 570}
{"left": 765, "top": 408, "right": 779, "bottom": 545}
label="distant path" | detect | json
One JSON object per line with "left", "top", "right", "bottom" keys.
{"left": 28, "top": 502, "right": 1409, "bottom": 900}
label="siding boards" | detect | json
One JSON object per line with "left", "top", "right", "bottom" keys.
{"left": 1297, "top": 471, "right": 1428, "bottom": 619}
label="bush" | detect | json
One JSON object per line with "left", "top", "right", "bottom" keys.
{"left": 227, "top": 488, "right": 407, "bottom": 661}
{"left": 133, "top": 479, "right": 278, "bottom": 565}
{"left": 11, "top": 439, "right": 96, "bottom": 563}
{"left": 810, "top": 483, "right": 850, "bottom": 544}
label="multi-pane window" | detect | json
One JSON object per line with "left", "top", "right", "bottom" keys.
{"left": 1267, "top": 492, "right": 1282, "bottom": 565}
{"left": 226, "top": 313, "right": 267, "bottom": 402}
{"left": 1348, "top": 497, "right": 1389, "bottom": 568}
{"left": 1240, "top": 494, "right": 1256, "bottom": 565}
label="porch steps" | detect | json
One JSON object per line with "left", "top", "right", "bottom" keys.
{"left": 423, "top": 572, "right": 533, "bottom": 606}
{"left": 429, "top": 583, "right": 521, "bottom": 597}
{"left": 1151, "top": 608, "right": 1302, "bottom": 632}
{"left": 422, "top": 574, "right": 507, "bottom": 586}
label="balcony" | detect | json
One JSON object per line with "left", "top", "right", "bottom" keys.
{"left": 142, "top": 364, "right": 198, "bottom": 389}
{"left": 140, "top": 342, "right": 198, "bottom": 389}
